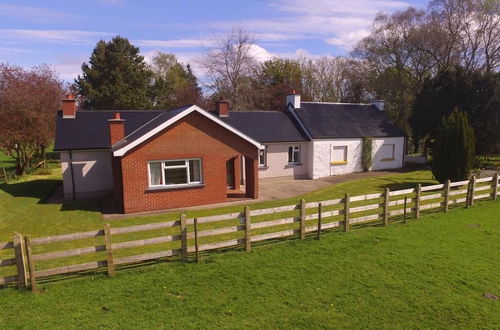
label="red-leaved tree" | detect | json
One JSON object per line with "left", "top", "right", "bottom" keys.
{"left": 0, "top": 64, "right": 64, "bottom": 174}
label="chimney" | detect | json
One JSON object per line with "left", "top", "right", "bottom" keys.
{"left": 215, "top": 97, "right": 229, "bottom": 117}
{"left": 371, "top": 100, "right": 384, "bottom": 111}
{"left": 62, "top": 93, "right": 77, "bottom": 118}
{"left": 286, "top": 90, "right": 301, "bottom": 109}
{"left": 108, "top": 112, "right": 125, "bottom": 146}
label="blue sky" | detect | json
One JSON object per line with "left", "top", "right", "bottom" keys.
{"left": 0, "top": 0, "right": 428, "bottom": 82}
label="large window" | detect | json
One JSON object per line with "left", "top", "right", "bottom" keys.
{"left": 380, "top": 144, "right": 395, "bottom": 161}
{"left": 148, "top": 159, "right": 202, "bottom": 188}
{"left": 332, "top": 146, "right": 348, "bottom": 164}
{"left": 288, "top": 145, "right": 301, "bottom": 164}
{"left": 259, "top": 147, "right": 267, "bottom": 167}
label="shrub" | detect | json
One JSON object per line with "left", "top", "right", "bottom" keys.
{"left": 362, "top": 137, "right": 373, "bottom": 172}
{"left": 432, "top": 110, "right": 475, "bottom": 182}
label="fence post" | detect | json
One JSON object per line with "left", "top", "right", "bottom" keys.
{"left": 468, "top": 176, "right": 476, "bottom": 207}
{"left": 244, "top": 206, "right": 251, "bottom": 252}
{"left": 383, "top": 188, "right": 390, "bottom": 226}
{"left": 443, "top": 179, "right": 450, "bottom": 213}
{"left": 13, "top": 233, "right": 28, "bottom": 289}
{"left": 180, "top": 214, "right": 188, "bottom": 261}
{"left": 24, "top": 236, "right": 37, "bottom": 293}
{"left": 344, "top": 193, "right": 350, "bottom": 233}
{"left": 300, "top": 199, "right": 306, "bottom": 240}
{"left": 403, "top": 197, "right": 408, "bottom": 224}
{"left": 104, "top": 223, "right": 115, "bottom": 277}
{"left": 415, "top": 184, "right": 421, "bottom": 219}
{"left": 2, "top": 167, "right": 6, "bottom": 182}
{"left": 194, "top": 218, "right": 200, "bottom": 263}
{"left": 317, "top": 203, "right": 322, "bottom": 240}
{"left": 492, "top": 173, "right": 498, "bottom": 201}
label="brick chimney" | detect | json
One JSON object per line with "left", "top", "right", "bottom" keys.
{"left": 286, "top": 90, "right": 301, "bottom": 109}
{"left": 108, "top": 112, "right": 125, "bottom": 146}
{"left": 215, "top": 97, "right": 229, "bottom": 117}
{"left": 62, "top": 93, "right": 77, "bottom": 118}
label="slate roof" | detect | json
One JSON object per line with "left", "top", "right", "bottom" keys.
{"left": 217, "top": 111, "right": 309, "bottom": 143}
{"left": 293, "top": 102, "right": 405, "bottom": 139}
{"left": 54, "top": 110, "right": 164, "bottom": 151}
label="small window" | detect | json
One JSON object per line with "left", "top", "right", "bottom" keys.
{"left": 288, "top": 145, "right": 301, "bottom": 164}
{"left": 149, "top": 159, "right": 202, "bottom": 188}
{"left": 332, "top": 146, "right": 348, "bottom": 164}
{"left": 380, "top": 144, "right": 395, "bottom": 161}
{"left": 259, "top": 147, "right": 267, "bottom": 167}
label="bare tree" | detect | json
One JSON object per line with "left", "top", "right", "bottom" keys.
{"left": 201, "top": 27, "right": 258, "bottom": 109}
{"left": 0, "top": 64, "right": 64, "bottom": 174}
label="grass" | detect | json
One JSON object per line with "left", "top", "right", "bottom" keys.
{"left": 0, "top": 200, "right": 498, "bottom": 329}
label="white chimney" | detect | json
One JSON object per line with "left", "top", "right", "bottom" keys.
{"left": 286, "top": 90, "right": 301, "bottom": 109}
{"left": 371, "top": 100, "right": 384, "bottom": 111}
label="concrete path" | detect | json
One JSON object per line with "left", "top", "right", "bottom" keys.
{"left": 103, "top": 167, "right": 422, "bottom": 219}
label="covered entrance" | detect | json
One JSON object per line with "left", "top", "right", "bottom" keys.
{"left": 226, "top": 155, "right": 257, "bottom": 199}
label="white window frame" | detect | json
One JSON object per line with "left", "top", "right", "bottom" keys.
{"left": 148, "top": 158, "right": 203, "bottom": 188}
{"left": 332, "top": 146, "right": 348, "bottom": 165}
{"left": 380, "top": 144, "right": 396, "bottom": 161}
{"left": 288, "top": 145, "right": 301, "bottom": 165}
{"left": 259, "top": 147, "right": 267, "bottom": 167}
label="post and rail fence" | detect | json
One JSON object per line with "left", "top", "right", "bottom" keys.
{"left": 0, "top": 174, "right": 498, "bottom": 292}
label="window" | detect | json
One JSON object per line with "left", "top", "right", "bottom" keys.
{"left": 148, "top": 159, "right": 202, "bottom": 188}
{"left": 332, "top": 146, "right": 348, "bottom": 164}
{"left": 288, "top": 145, "right": 301, "bottom": 164}
{"left": 259, "top": 147, "right": 267, "bottom": 167}
{"left": 380, "top": 144, "right": 395, "bottom": 161}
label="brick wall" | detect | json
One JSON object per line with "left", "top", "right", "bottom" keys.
{"left": 118, "top": 112, "right": 259, "bottom": 213}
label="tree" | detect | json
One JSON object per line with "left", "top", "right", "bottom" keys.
{"left": 431, "top": 110, "right": 475, "bottom": 182}
{"left": 411, "top": 66, "right": 499, "bottom": 155}
{"left": 75, "top": 36, "right": 152, "bottom": 110}
{"left": 149, "top": 52, "right": 203, "bottom": 109}
{"left": 201, "top": 27, "right": 257, "bottom": 110}
{"left": 254, "top": 58, "right": 302, "bottom": 110}
{"left": 0, "top": 64, "right": 64, "bottom": 174}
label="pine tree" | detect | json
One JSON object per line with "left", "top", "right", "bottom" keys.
{"left": 431, "top": 110, "right": 475, "bottom": 183}
{"left": 75, "top": 36, "right": 152, "bottom": 110}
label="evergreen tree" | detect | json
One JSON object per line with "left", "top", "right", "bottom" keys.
{"left": 75, "top": 36, "right": 152, "bottom": 110}
{"left": 431, "top": 110, "right": 475, "bottom": 183}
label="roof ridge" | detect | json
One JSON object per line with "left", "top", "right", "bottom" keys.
{"left": 301, "top": 101, "right": 371, "bottom": 106}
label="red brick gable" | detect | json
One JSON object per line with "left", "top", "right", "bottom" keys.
{"left": 117, "top": 112, "right": 259, "bottom": 213}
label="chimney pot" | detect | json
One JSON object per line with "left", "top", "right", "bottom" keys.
{"left": 62, "top": 94, "right": 77, "bottom": 118}
{"left": 216, "top": 97, "right": 229, "bottom": 117}
{"left": 108, "top": 113, "right": 125, "bottom": 146}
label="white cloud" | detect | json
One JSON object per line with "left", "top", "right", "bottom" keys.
{"left": 0, "top": 29, "right": 112, "bottom": 45}
{"left": 248, "top": 44, "right": 275, "bottom": 62}
{"left": 136, "top": 38, "right": 215, "bottom": 49}
{"left": 207, "top": 0, "right": 411, "bottom": 50}
{"left": 0, "top": 4, "right": 78, "bottom": 23}
{"left": 325, "top": 29, "right": 371, "bottom": 49}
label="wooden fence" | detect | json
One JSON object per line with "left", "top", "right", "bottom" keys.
{"left": 1, "top": 174, "right": 498, "bottom": 292}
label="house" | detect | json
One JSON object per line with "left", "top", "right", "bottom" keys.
{"left": 54, "top": 92, "right": 405, "bottom": 213}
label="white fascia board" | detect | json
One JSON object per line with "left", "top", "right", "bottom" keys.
{"left": 113, "top": 105, "right": 264, "bottom": 157}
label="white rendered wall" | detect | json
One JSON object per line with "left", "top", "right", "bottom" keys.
{"left": 258, "top": 142, "right": 310, "bottom": 179}
{"left": 60, "top": 150, "right": 114, "bottom": 199}
{"left": 311, "top": 137, "right": 405, "bottom": 179}
{"left": 371, "top": 137, "right": 405, "bottom": 171}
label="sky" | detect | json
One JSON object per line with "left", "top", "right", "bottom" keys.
{"left": 0, "top": 0, "right": 429, "bottom": 82}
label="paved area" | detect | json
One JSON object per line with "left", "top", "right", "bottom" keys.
{"left": 101, "top": 167, "right": 422, "bottom": 219}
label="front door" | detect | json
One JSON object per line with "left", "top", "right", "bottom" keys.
{"left": 226, "top": 159, "right": 235, "bottom": 189}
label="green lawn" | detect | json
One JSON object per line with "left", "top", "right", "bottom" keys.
{"left": 0, "top": 165, "right": 435, "bottom": 241}
{"left": 0, "top": 200, "right": 498, "bottom": 329}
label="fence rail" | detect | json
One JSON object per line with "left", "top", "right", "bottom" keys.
{"left": 2, "top": 173, "right": 499, "bottom": 292}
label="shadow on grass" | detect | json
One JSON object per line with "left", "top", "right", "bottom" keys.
{"left": 0, "top": 179, "right": 60, "bottom": 202}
